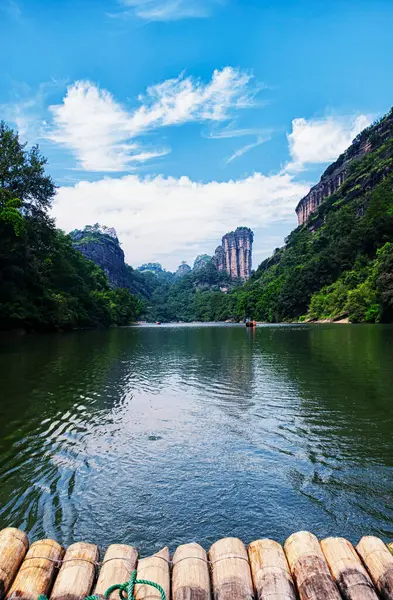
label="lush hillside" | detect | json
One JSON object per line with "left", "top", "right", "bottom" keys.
{"left": 144, "top": 107, "right": 393, "bottom": 324}
{"left": 145, "top": 260, "right": 233, "bottom": 322}
{"left": 0, "top": 123, "right": 143, "bottom": 331}
{"left": 226, "top": 108, "right": 393, "bottom": 323}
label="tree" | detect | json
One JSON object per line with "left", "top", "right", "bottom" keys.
{"left": 0, "top": 124, "right": 142, "bottom": 331}
{"left": 0, "top": 121, "right": 56, "bottom": 217}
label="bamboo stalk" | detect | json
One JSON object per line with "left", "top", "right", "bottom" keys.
{"left": 95, "top": 545, "right": 138, "bottom": 600}
{"left": 134, "top": 547, "right": 170, "bottom": 600}
{"left": 172, "top": 543, "right": 210, "bottom": 600}
{"left": 50, "top": 542, "right": 99, "bottom": 600}
{"left": 357, "top": 536, "right": 393, "bottom": 600}
{"left": 7, "top": 539, "right": 64, "bottom": 600}
{"left": 0, "top": 528, "right": 29, "bottom": 599}
{"left": 321, "top": 537, "right": 379, "bottom": 600}
{"left": 284, "top": 531, "right": 341, "bottom": 600}
{"left": 248, "top": 539, "right": 296, "bottom": 600}
{"left": 208, "top": 538, "right": 254, "bottom": 600}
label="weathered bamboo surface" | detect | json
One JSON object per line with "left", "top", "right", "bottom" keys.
{"left": 95, "top": 544, "right": 138, "bottom": 600}
{"left": 50, "top": 542, "right": 99, "bottom": 600}
{"left": 284, "top": 531, "right": 342, "bottom": 600}
{"left": 357, "top": 537, "right": 393, "bottom": 600}
{"left": 135, "top": 547, "right": 170, "bottom": 600}
{"left": 3, "top": 528, "right": 393, "bottom": 600}
{"left": 321, "top": 537, "right": 379, "bottom": 600}
{"left": 209, "top": 537, "right": 254, "bottom": 600}
{"left": 172, "top": 543, "right": 210, "bottom": 600}
{"left": 7, "top": 539, "right": 64, "bottom": 600}
{"left": 0, "top": 528, "right": 29, "bottom": 598}
{"left": 248, "top": 539, "right": 296, "bottom": 600}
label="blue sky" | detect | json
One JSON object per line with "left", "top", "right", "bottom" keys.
{"left": 1, "top": 0, "right": 393, "bottom": 269}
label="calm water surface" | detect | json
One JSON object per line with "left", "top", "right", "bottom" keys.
{"left": 0, "top": 323, "right": 393, "bottom": 553}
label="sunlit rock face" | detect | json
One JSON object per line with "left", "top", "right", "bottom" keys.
{"left": 296, "top": 111, "right": 393, "bottom": 225}
{"left": 70, "top": 225, "right": 127, "bottom": 288}
{"left": 214, "top": 227, "right": 254, "bottom": 281}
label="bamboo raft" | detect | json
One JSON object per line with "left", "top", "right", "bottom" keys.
{"left": 1, "top": 528, "right": 393, "bottom": 600}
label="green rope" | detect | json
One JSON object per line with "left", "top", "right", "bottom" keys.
{"left": 38, "top": 570, "right": 166, "bottom": 600}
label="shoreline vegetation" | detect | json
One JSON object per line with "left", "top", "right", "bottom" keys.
{"left": 0, "top": 122, "right": 143, "bottom": 332}
{"left": 1, "top": 108, "right": 393, "bottom": 332}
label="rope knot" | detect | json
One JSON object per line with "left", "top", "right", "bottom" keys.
{"left": 38, "top": 571, "right": 166, "bottom": 600}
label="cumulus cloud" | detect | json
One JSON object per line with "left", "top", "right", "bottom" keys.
{"left": 53, "top": 172, "right": 309, "bottom": 269}
{"left": 115, "top": 0, "right": 223, "bottom": 21}
{"left": 47, "top": 68, "right": 257, "bottom": 171}
{"left": 286, "top": 114, "right": 371, "bottom": 171}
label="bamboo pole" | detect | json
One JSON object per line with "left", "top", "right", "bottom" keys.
{"left": 357, "top": 536, "right": 393, "bottom": 600}
{"left": 284, "top": 531, "right": 341, "bottom": 600}
{"left": 134, "top": 547, "right": 170, "bottom": 600}
{"left": 50, "top": 542, "right": 99, "bottom": 600}
{"left": 95, "top": 545, "right": 138, "bottom": 600}
{"left": 172, "top": 543, "right": 210, "bottom": 600}
{"left": 7, "top": 539, "right": 64, "bottom": 600}
{"left": 321, "top": 537, "right": 379, "bottom": 600}
{"left": 0, "top": 528, "right": 29, "bottom": 599}
{"left": 208, "top": 538, "right": 254, "bottom": 600}
{"left": 248, "top": 539, "right": 296, "bottom": 600}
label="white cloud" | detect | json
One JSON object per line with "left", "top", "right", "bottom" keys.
{"left": 53, "top": 172, "right": 309, "bottom": 270}
{"left": 225, "top": 134, "right": 271, "bottom": 164}
{"left": 47, "top": 68, "right": 257, "bottom": 172}
{"left": 286, "top": 114, "right": 371, "bottom": 171}
{"left": 115, "top": 0, "right": 223, "bottom": 21}
{"left": 205, "top": 126, "right": 271, "bottom": 139}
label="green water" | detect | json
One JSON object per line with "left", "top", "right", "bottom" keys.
{"left": 0, "top": 323, "right": 392, "bottom": 554}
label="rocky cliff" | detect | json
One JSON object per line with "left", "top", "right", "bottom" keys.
{"left": 296, "top": 109, "right": 393, "bottom": 225}
{"left": 176, "top": 262, "right": 192, "bottom": 277}
{"left": 214, "top": 227, "right": 254, "bottom": 281}
{"left": 70, "top": 225, "right": 127, "bottom": 288}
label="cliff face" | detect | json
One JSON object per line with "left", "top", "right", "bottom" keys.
{"left": 296, "top": 110, "right": 393, "bottom": 225}
{"left": 70, "top": 225, "right": 127, "bottom": 288}
{"left": 214, "top": 227, "right": 254, "bottom": 281}
{"left": 176, "top": 262, "right": 192, "bottom": 277}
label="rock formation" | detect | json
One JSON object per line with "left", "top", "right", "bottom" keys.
{"left": 296, "top": 110, "right": 393, "bottom": 225}
{"left": 214, "top": 227, "right": 254, "bottom": 281}
{"left": 176, "top": 262, "right": 192, "bottom": 277}
{"left": 193, "top": 254, "right": 212, "bottom": 271}
{"left": 70, "top": 224, "right": 127, "bottom": 288}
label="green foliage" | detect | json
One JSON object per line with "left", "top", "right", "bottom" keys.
{"left": 137, "top": 262, "right": 164, "bottom": 274}
{"left": 219, "top": 113, "right": 393, "bottom": 325}
{"left": 0, "top": 191, "right": 24, "bottom": 236}
{"left": 0, "top": 123, "right": 142, "bottom": 331}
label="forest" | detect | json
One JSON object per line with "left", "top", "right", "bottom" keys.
{"left": 0, "top": 122, "right": 143, "bottom": 331}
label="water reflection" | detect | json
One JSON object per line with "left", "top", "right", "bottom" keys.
{"left": 0, "top": 324, "right": 392, "bottom": 553}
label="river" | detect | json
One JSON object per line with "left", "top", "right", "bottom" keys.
{"left": 0, "top": 323, "right": 392, "bottom": 554}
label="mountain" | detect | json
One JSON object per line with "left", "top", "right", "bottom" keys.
{"left": 296, "top": 109, "right": 393, "bottom": 226}
{"left": 69, "top": 107, "right": 393, "bottom": 325}
{"left": 70, "top": 225, "right": 127, "bottom": 288}
{"left": 148, "top": 107, "right": 393, "bottom": 324}
{"left": 229, "top": 107, "right": 393, "bottom": 323}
